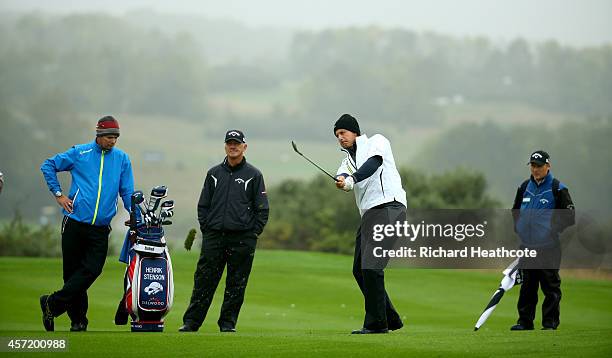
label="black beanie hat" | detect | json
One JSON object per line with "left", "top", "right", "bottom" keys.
{"left": 333, "top": 114, "right": 360, "bottom": 136}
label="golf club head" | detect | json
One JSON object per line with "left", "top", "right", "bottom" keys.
{"left": 160, "top": 200, "right": 174, "bottom": 210}
{"left": 157, "top": 199, "right": 174, "bottom": 223}
{"left": 161, "top": 220, "right": 172, "bottom": 225}
{"left": 129, "top": 190, "right": 145, "bottom": 229}
{"left": 291, "top": 141, "right": 302, "bottom": 155}
{"left": 151, "top": 185, "right": 168, "bottom": 198}
{"left": 131, "top": 190, "right": 145, "bottom": 205}
{"left": 161, "top": 210, "right": 174, "bottom": 218}
{"left": 147, "top": 185, "right": 168, "bottom": 212}
{"left": 131, "top": 191, "right": 144, "bottom": 212}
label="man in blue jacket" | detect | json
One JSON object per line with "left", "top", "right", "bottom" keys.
{"left": 511, "top": 150, "right": 575, "bottom": 331}
{"left": 40, "top": 116, "right": 134, "bottom": 332}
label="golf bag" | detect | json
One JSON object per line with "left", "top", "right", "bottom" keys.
{"left": 124, "top": 226, "right": 174, "bottom": 332}
{"left": 117, "top": 187, "right": 174, "bottom": 332}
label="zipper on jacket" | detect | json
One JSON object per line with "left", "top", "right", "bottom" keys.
{"left": 222, "top": 171, "right": 233, "bottom": 229}
{"left": 91, "top": 150, "right": 105, "bottom": 225}
{"left": 341, "top": 148, "right": 357, "bottom": 172}
{"left": 528, "top": 184, "right": 537, "bottom": 243}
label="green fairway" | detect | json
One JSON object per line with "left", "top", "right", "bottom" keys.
{"left": 1, "top": 250, "right": 611, "bottom": 357}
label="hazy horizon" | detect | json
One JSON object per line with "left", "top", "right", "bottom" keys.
{"left": 1, "top": 0, "right": 611, "bottom": 47}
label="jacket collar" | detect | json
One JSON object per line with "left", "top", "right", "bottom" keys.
{"left": 92, "top": 139, "right": 113, "bottom": 153}
{"left": 222, "top": 156, "right": 246, "bottom": 172}
{"left": 356, "top": 134, "right": 368, "bottom": 147}
{"left": 530, "top": 171, "right": 553, "bottom": 187}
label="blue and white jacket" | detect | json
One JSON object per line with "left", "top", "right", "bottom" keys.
{"left": 512, "top": 172, "right": 575, "bottom": 248}
{"left": 41, "top": 140, "right": 134, "bottom": 226}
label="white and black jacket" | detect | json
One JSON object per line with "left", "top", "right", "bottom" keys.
{"left": 336, "top": 134, "right": 407, "bottom": 216}
{"left": 197, "top": 157, "right": 269, "bottom": 235}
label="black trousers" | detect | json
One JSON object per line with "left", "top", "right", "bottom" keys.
{"left": 517, "top": 244, "right": 562, "bottom": 329}
{"left": 353, "top": 202, "right": 405, "bottom": 330}
{"left": 517, "top": 269, "right": 562, "bottom": 328}
{"left": 183, "top": 230, "right": 257, "bottom": 329}
{"left": 48, "top": 217, "right": 110, "bottom": 323}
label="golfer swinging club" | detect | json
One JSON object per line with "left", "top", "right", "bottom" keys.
{"left": 333, "top": 114, "right": 407, "bottom": 334}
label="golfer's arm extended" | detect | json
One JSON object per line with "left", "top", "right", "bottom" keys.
{"left": 338, "top": 155, "right": 382, "bottom": 183}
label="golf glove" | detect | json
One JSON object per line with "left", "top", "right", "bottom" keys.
{"left": 342, "top": 176, "right": 354, "bottom": 192}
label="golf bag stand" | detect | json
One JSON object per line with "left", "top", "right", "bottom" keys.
{"left": 124, "top": 226, "right": 174, "bottom": 332}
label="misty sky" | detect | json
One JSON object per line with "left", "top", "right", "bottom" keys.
{"left": 1, "top": 0, "right": 611, "bottom": 46}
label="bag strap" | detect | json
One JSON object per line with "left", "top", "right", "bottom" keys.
{"left": 519, "top": 179, "right": 529, "bottom": 197}
{"left": 552, "top": 178, "right": 561, "bottom": 204}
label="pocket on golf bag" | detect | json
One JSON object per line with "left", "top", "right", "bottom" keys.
{"left": 126, "top": 250, "right": 174, "bottom": 321}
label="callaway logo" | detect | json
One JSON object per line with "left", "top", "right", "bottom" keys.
{"left": 227, "top": 131, "right": 241, "bottom": 137}
{"left": 532, "top": 153, "right": 543, "bottom": 159}
{"left": 234, "top": 178, "right": 253, "bottom": 191}
{"left": 540, "top": 198, "right": 549, "bottom": 204}
{"left": 235, "top": 178, "right": 253, "bottom": 190}
{"left": 144, "top": 282, "right": 164, "bottom": 296}
{"left": 79, "top": 149, "right": 93, "bottom": 155}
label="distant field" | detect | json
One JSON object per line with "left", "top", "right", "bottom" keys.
{"left": 439, "top": 100, "right": 580, "bottom": 128}
{"left": 86, "top": 99, "right": 576, "bottom": 237}
{"left": 0, "top": 250, "right": 611, "bottom": 357}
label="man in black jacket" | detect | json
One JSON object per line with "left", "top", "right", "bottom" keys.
{"left": 180, "top": 130, "right": 269, "bottom": 333}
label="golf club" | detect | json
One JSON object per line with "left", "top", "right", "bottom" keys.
{"left": 137, "top": 201, "right": 148, "bottom": 218}
{"left": 130, "top": 191, "right": 145, "bottom": 230}
{"left": 131, "top": 191, "right": 145, "bottom": 208}
{"left": 147, "top": 185, "right": 168, "bottom": 217}
{"left": 291, "top": 141, "right": 338, "bottom": 182}
{"left": 131, "top": 191, "right": 148, "bottom": 218}
{"left": 159, "top": 200, "right": 174, "bottom": 216}
{"left": 158, "top": 200, "right": 174, "bottom": 226}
